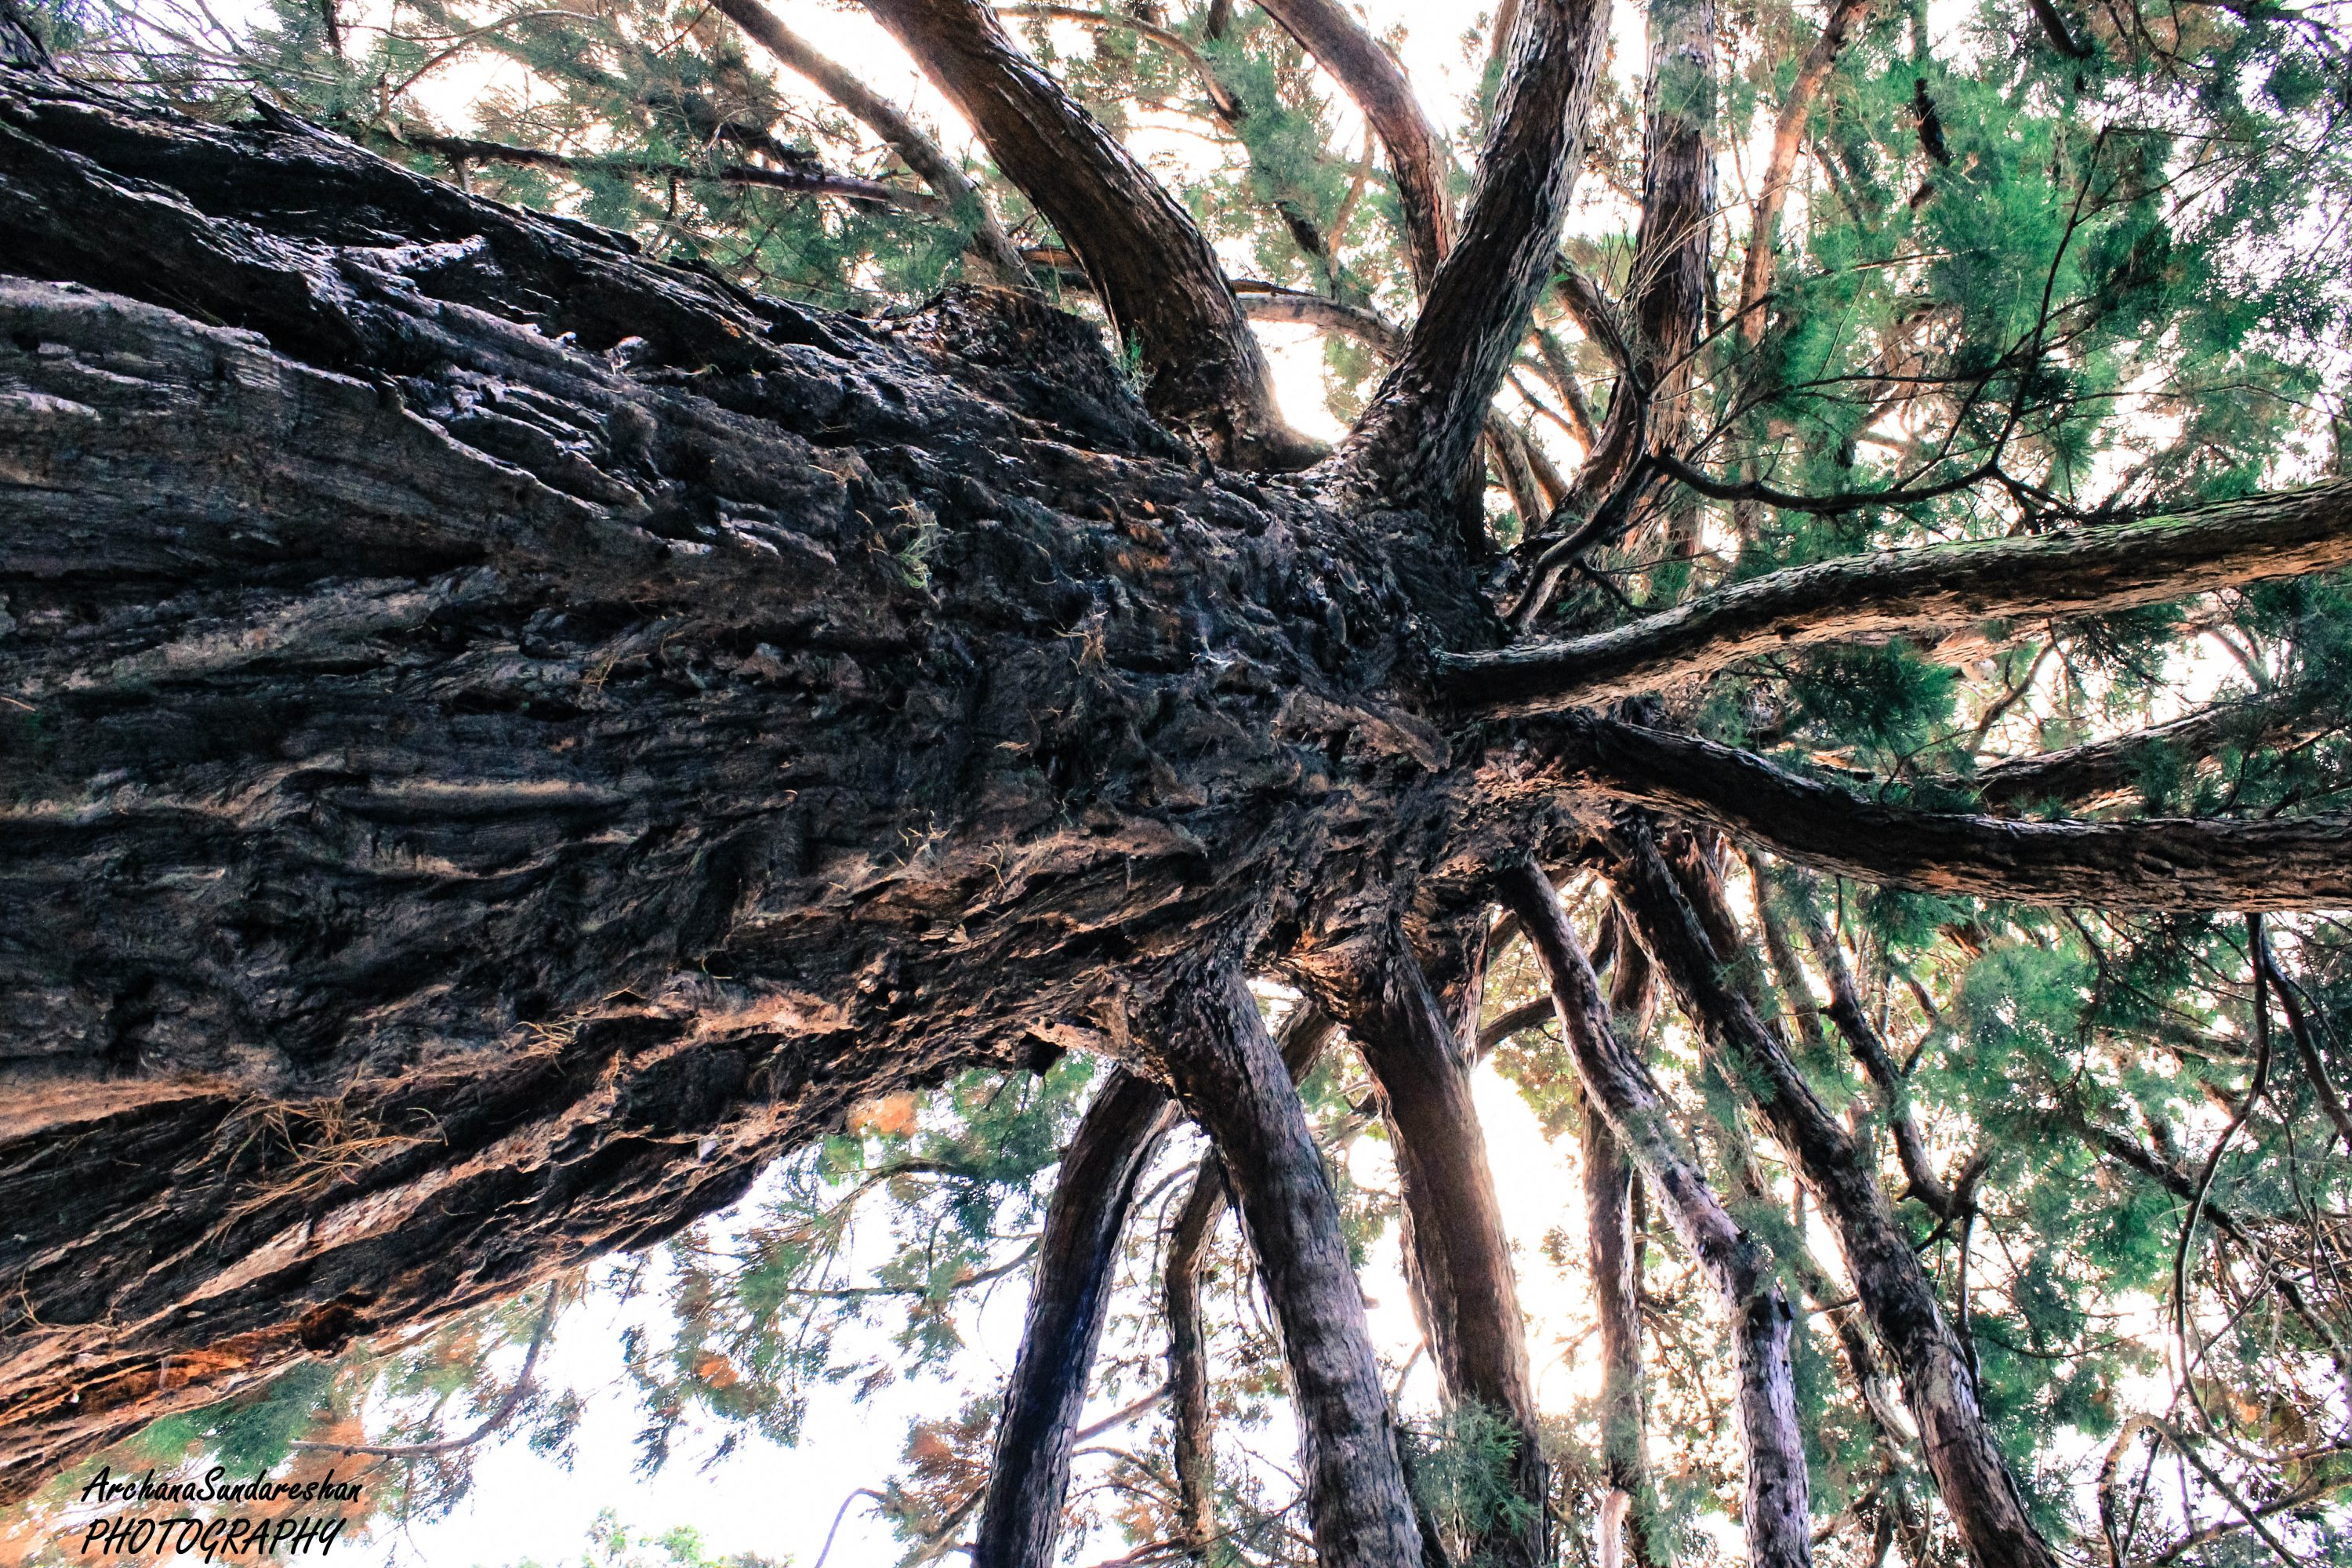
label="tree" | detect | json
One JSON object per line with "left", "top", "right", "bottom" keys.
{"left": 2, "top": 0, "right": 2350, "bottom": 1561}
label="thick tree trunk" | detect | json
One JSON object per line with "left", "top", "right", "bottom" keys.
{"left": 1601, "top": 827, "right": 2062, "bottom": 1568}
{"left": 1497, "top": 862, "right": 1813, "bottom": 1568}
{"left": 976, "top": 1069, "right": 1177, "bottom": 1568}
{"left": 0, "top": 64, "right": 1494, "bottom": 1491}
{"left": 1308, "top": 927, "right": 1548, "bottom": 1568}
{"left": 859, "top": 0, "right": 1311, "bottom": 466}
{"left": 1156, "top": 967, "right": 1426, "bottom": 1568}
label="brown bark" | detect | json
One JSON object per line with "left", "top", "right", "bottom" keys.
{"left": 1442, "top": 478, "right": 2352, "bottom": 712}
{"left": 1163, "top": 1007, "right": 1335, "bottom": 1559}
{"left": 1965, "top": 688, "right": 2335, "bottom": 811}
{"left": 1311, "top": 927, "right": 1548, "bottom": 1568}
{"left": 861, "top": 0, "right": 1313, "bottom": 466}
{"left": 1497, "top": 861, "right": 1813, "bottom": 1568}
{"left": 1504, "top": 711, "right": 2352, "bottom": 911}
{"left": 976, "top": 1069, "right": 1178, "bottom": 1568}
{"left": 1341, "top": 0, "right": 1612, "bottom": 514}
{"left": 1600, "top": 826, "right": 2060, "bottom": 1568}
{"left": 1253, "top": 0, "right": 1454, "bottom": 292}
{"left": 709, "top": 0, "right": 1035, "bottom": 284}
{"left": 1156, "top": 968, "right": 1425, "bottom": 1568}
{"left": 0, "top": 64, "right": 1498, "bottom": 1490}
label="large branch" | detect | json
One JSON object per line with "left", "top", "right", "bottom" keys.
{"left": 1497, "top": 860, "right": 1815, "bottom": 1568}
{"left": 1966, "top": 688, "right": 2334, "bottom": 811}
{"left": 1442, "top": 478, "right": 2352, "bottom": 712}
{"left": 1514, "top": 713, "right": 2352, "bottom": 909}
{"left": 1602, "top": 826, "right": 2060, "bottom": 1568}
{"left": 1316, "top": 928, "right": 1548, "bottom": 1568}
{"left": 1156, "top": 967, "right": 1425, "bottom": 1568}
{"left": 861, "top": 0, "right": 1311, "bottom": 466}
{"left": 1338, "top": 0, "right": 1611, "bottom": 514}
{"left": 1252, "top": 0, "right": 1454, "bottom": 291}
{"left": 710, "top": 0, "right": 1034, "bottom": 285}
{"left": 1733, "top": 0, "right": 1871, "bottom": 351}
{"left": 976, "top": 1069, "right": 1177, "bottom": 1568}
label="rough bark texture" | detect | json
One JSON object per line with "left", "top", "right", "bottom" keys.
{"left": 0, "top": 64, "right": 1493, "bottom": 1491}
{"left": 1157, "top": 967, "right": 1426, "bottom": 1568}
{"left": 1305, "top": 927, "right": 1548, "bottom": 1568}
{"left": 976, "top": 1067, "right": 1176, "bottom": 1568}
{"left": 1341, "top": 0, "right": 1611, "bottom": 514}
{"left": 859, "top": 0, "right": 1311, "bottom": 467}
{"left": 1506, "top": 713, "right": 2352, "bottom": 910}
{"left": 1602, "top": 828, "right": 2061, "bottom": 1568}
{"left": 1445, "top": 479, "right": 2352, "bottom": 710}
{"left": 1253, "top": 0, "right": 1454, "bottom": 291}
{"left": 1498, "top": 861, "right": 1813, "bottom": 1568}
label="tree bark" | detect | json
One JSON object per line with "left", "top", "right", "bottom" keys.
{"left": 1444, "top": 479, "right": 2352, "bottom": 711}
{"left": 709, "top": 0, "right": 1036, "bottom": 285}
{"left": 1734, "top": 0, "right": 1871, "bottom": 350}
{"left": 0, "top": 64, "right": 1500, "bottom": 1490}
{"left": 1586, "top": 913, "right": 1671, "bottom": 1568}
{"left": 1308, "top": 927, "right": 1548, "bottom": 1568}
{"left": 976, "top": 1068, "right": 1177, "bottom": 1568}
{"left": 1156, "top": 967, "right": 1426, "bottom": 1568}
{"left": 1965, "top": 688, "right": 2333, "bottom": 811}
{"left": 859, "top": 0, "right": 1312, "bottom": 466}
{"left": 1600, "top": 826, "right": 2061, "bottom": 1568}
{"left": 1341, "top": 0, "right": 1612, "bottom": 515}
{"left": 1497, "top": 861, "right": 1813, "bottom": 1568}
{"left": 1508, "top": 712, "right": 2352, "bottom": 910}
{"left": 1252, "top": 0, "right": 1454, "bottom": 292}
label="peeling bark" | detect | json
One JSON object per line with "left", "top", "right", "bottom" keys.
{"left": 1497, "top": 861, "right": 1813, "bottom": 1568}
{"left": 976, "top": 1069, "right": 1177, "bottom": 1568}
{"left": 1443, "top": 479, "right": 2352, "bottom": 710}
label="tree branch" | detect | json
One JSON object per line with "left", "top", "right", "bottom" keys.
{"left": 1252, "top": 0, "right": 1454, "bottom": 291}
{"left": 1155, "top": 967, "right": 1425, "bottom": 1568}
{"left": 1735, "top": 0, "right": 1872, "bottom": 351}
{"left": 290, "top": 1284, "right": 560, "bottom": 1457}
{"left": 978, "top": 1068, "right": 1176, "bottom": 1568}
{"left": 1496, "top": 858, "right": 1814, "bottom": 1568}
{"left": 1601, "top": 826, "right": 2060, "bottom": 1568}
{"left": 1510, "top": 711, "right": 2352, "bottom": 909}
{"left": 710, "top": 0, "right": 1033, "bottom": 284}
{"left": 1441, "top": 477, "right": 2352, "bottom": 712}
{"left": 861, "top": 0, "right": 1311, "bottom": 466}
{"left": 1338, "top": 0, "right": 1612, "bottom": 514}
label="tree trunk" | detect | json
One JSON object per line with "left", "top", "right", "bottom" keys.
{"left": 1497, "top": 862, "right": 1813, "bottom": 1568}
{"left": 1156, "top": 967, "right": 1426, "bottom": 1568}
{"left": 976, "top": 1069, "right": 1177, "bottom": 1568}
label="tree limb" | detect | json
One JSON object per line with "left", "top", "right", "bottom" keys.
{"left": 1509, "top": 711, "right": 2352, "bottom": 909}
{"left": 710, "top": 0, "right": 1034, "bottom": 284}
{"left": 861, "top": 0, "right": 1311, "bottom": 466}
{"left": 1339, "top": 0, "right": 1612, "bottom": 514}
{"left": 977, "top": 1068, "right": 1177, "bottom": 1568}
{"left": 1442, "top": 477, "right": 2352, "bottom": 712}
